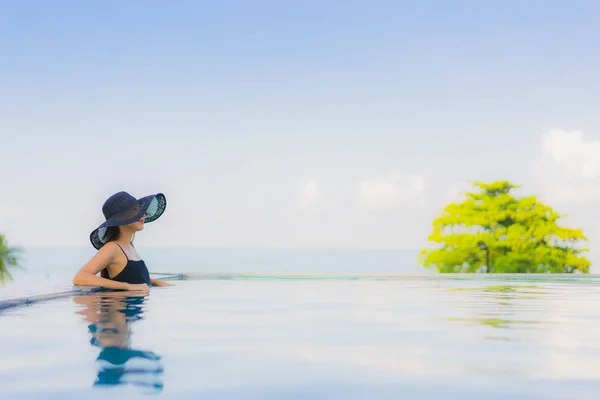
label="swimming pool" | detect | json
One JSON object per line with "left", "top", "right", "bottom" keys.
{"left": 2, "top": 275, "right": 600, "bottom": 399}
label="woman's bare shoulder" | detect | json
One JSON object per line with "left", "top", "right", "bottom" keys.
{"left": 95, "top": 241, "right": 122, "bottom": 262}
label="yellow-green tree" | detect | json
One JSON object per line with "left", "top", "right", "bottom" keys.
{"left": 419, "top": 181, "right": 590, "bottom": 273}
{"left": 0, "top": 234, "right": 23, "bottom": 284}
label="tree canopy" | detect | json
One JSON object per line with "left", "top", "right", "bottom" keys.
{"left": 419, "top": 181, "right": 591, "bottom": 273}
{"left": 0, "top": 234, "right": 23, "bottom": 284}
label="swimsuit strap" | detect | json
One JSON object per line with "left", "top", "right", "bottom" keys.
{"left": 115, "top": 243, "right": 129, "bottom": 261}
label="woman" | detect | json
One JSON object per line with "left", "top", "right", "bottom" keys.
{"left": 73, "top": 191, "right": 174, "bottom": 292}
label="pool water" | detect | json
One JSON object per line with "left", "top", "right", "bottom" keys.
{"left": 2, "top": 276, "right": 600, "bottom": 399}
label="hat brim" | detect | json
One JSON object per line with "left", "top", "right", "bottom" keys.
{"left": 90, "top": 193, "right": 166, "bottom": 250}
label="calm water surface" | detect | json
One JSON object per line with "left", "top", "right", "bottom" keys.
{"left": 2, "top": 277, "right": 600, "bottom": 399}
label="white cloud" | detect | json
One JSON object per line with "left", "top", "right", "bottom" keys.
{"left": 296, "top": 180, "right": 320, "bottom": 207}
{"left": 302, "top": 181, "right": 320, "bottom": 199}
{"left": 358, "top": 172, "right": 425, "bottom": 210}
{"left": 531, "top": 128, "right": 600, "bottom": 205}
{"left": 542, "top": 128, "right": 600, "bottom": 179}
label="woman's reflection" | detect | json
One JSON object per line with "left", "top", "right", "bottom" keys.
{"left": 73, "top": 291, "right": 164, "bottom": 392}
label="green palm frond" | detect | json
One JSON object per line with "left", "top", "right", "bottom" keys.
{"left": 0, "top": 234, "right": 24, "bottom": 285}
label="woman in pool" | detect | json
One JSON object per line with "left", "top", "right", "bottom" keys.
{"left": 73, "top": 191, "right": 174, "bottom": 292}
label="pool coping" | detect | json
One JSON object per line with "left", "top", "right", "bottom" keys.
{"left": 2, "top": 272, "right": 600, "bottom": 312}
{"left": 155, "top": 272, "right": 600, "bottom": 282}
{"left": 0, "top": 287, "right": 103, "bottom": 311}
{"left": 0, "top": 272, "right": 182, "bottom": 312}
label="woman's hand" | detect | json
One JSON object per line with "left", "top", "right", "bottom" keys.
{"left": 127, "top": 283, "right": 151, "bottom": 293}
{"left": 151, "top": 279, "right": 175, "bottom": 287}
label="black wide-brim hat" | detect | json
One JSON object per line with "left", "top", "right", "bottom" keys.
{"left": 90, "top": 191, "right": 167, "bottom": 250}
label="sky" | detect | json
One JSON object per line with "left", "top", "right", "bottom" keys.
{"left": 1, "top": 1, "right": 600, "bottom": 263}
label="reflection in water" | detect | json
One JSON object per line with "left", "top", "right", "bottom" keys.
{"left": 447, "top": 285, "right": 544, "bottom": 294}
{"left": 443, "top": 284, "right": 554, "bottom": 339}
{"left": 443, "top": 317, "right": 549, "bottom": 329}
{"left": 73, "top": 292, "right": 164, "bottom": 393}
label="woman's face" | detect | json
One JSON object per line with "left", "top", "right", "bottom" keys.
{"left": 129, "top": 215, "right": 145, "bottom": 231}
{"left": 122, "top": 204, "right": 145, "bottom": 231}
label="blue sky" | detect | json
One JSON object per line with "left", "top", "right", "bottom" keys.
{"left": 1, "top": 1, "right": 600, "bottom": 265}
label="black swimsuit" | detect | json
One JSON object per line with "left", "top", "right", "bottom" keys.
{"left": 102, "top": 243, "right": 152, "bottom": 286}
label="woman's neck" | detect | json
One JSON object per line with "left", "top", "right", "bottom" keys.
{"left": 117, "top": 231, "right": 134, "bottom": 246}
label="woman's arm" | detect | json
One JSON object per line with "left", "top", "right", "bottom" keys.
{"left": 73, "top": 243, "right": 149, "bottom": 292}
{"left": 150, "top": 278, "right": 175, "bottom": 287}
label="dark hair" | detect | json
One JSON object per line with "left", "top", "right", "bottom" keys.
{"left": 104, "top": 226, "right": 121, "bottom": 243}
{"left": 100, "top": 226, "right": 135, "bottom": 279}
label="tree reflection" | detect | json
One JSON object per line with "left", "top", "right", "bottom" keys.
{"left": 73, "top": 291, "right": 164, "bottom": 393}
